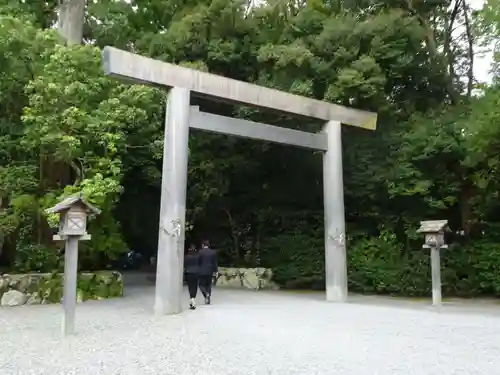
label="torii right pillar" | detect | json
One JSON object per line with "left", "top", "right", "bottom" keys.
{"left": 323, "top": 120, "right": 348, "bottom": 302}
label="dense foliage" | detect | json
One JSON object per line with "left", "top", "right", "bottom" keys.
{"left": 1, "top": 0, "right": 500, "bottom": 297}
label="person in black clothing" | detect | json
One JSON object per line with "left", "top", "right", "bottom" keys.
{"left": 184, "top": 244, "right": 200, "bottom": 310}
{"left": 198, "top": 239, "right": 218, "bottom": 305}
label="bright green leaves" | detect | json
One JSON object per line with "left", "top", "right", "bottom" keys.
{"left": 325, "top": 55, "right": 386, "bottom": 103}
{"left": 0, "top": 0, "right": 499, "bottom": 295}
{"left": 0, "top": 165, "right": 38, "bottom": 198}
{"left": 45, "top": 173, "right": 124, "bottom": 229}
{"left": 257, "top": 41, "right": 317, "bottom": 93}
{"left": 0, "top": 15, "right": 166, "bottom": 262}
{"left": 387, "top": 107, "right": 466, "bottom": 204}
{"left": 18, "top": 41, "right": 165, "bottom": 259}
{"left": 258, "top": 42, "right": 315, "bottom": 70}
{"left": 21, "top": 45, "right": 122, "bottom": 184}
{"left": 0, "top": 0, "right": 58, "bottom": 28}
{"left": 386, "top": 86, "right": 500, "bottom": 235}
{"left": 0, "top": 17, "right": 58, "bottom": 130}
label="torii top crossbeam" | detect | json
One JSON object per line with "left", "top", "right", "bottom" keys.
{"left": 102, "top": 47, "right": 377, "bottom": 131}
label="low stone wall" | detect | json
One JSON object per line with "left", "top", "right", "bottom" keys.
{"left": 0, "top": 271, "right": 123, "bottom": 307}
{"left": 215, "top": 267, "right": 279, "bottom": 290}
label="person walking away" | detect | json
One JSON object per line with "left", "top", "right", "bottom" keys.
{"left": 198, "top": 240, "right": 218, "bottom": 305}
{"left": 184, "top": 244, "right": 200, "bottom": 310}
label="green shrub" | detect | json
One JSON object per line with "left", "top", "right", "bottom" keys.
{"left": 37, "top": 272, "right": 64, "bottom": 303}
{"left": 14, "top": 244, "right": 62, "bottom": 273}
{"left": 261, "top": 230, "right": 324, "bottom": 289}
{"left": 348, "top": 231, "right": 409, "bottom": 294}
{"left": 461, "top": 240, "right": 500, "bottom": 296}
{"left": 265, "top": 229, "right": 500, "bottom": 297}
{"left": 35, "top": 271, "right": 123, "bottom": 303}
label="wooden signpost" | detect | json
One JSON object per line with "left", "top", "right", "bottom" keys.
{"left": 46, "top": 194, "right": 101, "bottom": 335}
{"left": 417, "top": 220, "right": 450, "bottom": 306}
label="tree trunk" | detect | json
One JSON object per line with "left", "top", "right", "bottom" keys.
{"left": 53, "top": 0, "right": 86, "bottom": 194}
{"left": 462, "top": 0, "right": 475, "bottom": 98}
{"left": 460, "top": 182, "right": 473, "bottom": 237}
{"left": 402, "top": 0, "right": 461, "bottom": 104}
{"left": 0, "top": 233, "right": 16, "bottom": 268}
{"left": 443, "top": 0, "right": 462, "bottom": 80}
{"left": 58, "top": 0, "right": 86, "bottom": 45}
{"left": 223, "top": 208, "right": 241, "bottom": 266}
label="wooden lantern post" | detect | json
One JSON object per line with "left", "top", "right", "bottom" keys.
{"left": 417, "top": 220, "right": 450, "bottom": 306}
{"left": 45, "top": 193, "right": 101, "bottom": 335}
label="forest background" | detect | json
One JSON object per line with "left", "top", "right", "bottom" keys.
{"left": 1, "top": 0, "right": 500, "bottom": 296}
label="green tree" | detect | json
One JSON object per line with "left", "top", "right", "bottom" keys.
{"left": 2, "top": 0, "right": 500, "bottom": 298}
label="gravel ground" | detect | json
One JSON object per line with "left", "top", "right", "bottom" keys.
{"left": 1, "top": 286, "right": 500, "bottom": 375}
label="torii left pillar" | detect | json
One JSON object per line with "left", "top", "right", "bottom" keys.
{"left": 154, "top": 87, "right": 191, "bottom": 315}
{"left": 323, "top": 120, "right": 348, "bottom": 302}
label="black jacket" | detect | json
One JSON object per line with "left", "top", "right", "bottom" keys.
{"left": 184, "top": 252, "right": 200, "bottom": 274}
{"left": 198, "top": 247, "right": 218, "bottom": 276}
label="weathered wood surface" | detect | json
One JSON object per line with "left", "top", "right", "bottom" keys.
{"left": 190, "top": 107, "right": 328, "bottom": 151}
{"left": 103, "top": 46, "right": 377, "bottom": 130}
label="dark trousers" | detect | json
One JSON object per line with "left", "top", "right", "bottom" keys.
{"left": 198, "top": 274, "right": 213, "bottom": 297}
{"left": 185, "top": 273, "right": 198, "bottom": 298}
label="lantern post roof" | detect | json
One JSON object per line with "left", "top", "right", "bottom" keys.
{"left": 45, "top": 193, "right": 101, "bottom": 215}
{"left": 417, "top": 220, "right": 450, "bottom": 234}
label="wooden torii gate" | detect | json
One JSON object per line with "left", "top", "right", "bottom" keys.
{"left": 102, "top": 47, "right": 378, "bottom": 315}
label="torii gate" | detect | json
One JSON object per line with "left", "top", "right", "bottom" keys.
{"left": 102, "top": 47, "right": 378, "bottom": 315}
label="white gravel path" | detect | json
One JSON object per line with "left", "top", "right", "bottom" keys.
{"left": 1, "top": 286, "right": 500, "bottom": 375}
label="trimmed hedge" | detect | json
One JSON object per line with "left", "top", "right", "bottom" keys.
{"left": 262, "top": 230, "right": 500, "bottom": 297}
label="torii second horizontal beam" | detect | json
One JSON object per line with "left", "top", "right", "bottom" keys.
{"left": 102, "top": 46, "right": 377, "bottom": 130}
{"left": 189, "top": 107, "right": 328, "bottom": 151}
